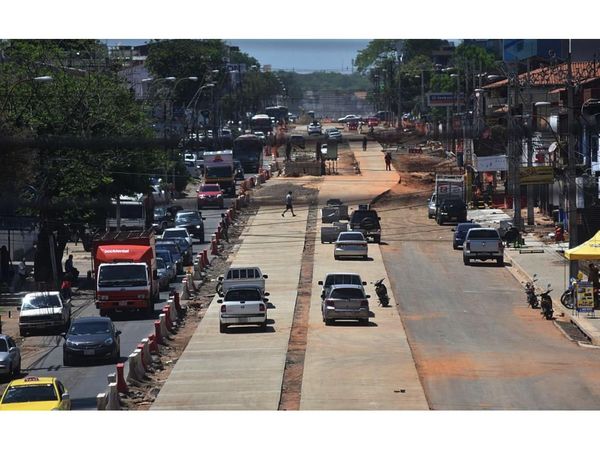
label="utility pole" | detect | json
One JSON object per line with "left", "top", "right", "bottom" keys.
{"left": 509, "top": 69, "right": 522, "bottom": 230}
{"left": 567, "top": 44, "right": 578, "bottom": 278}
{"left": 526, "top": 58, "right": 535, "bottom": 225}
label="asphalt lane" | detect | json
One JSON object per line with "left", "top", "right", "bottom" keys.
{"left": 9, "top": 182, "right": 235, "bottom": 410}
{"left": 380, "top": 198, "right": 600, "bottom": 409}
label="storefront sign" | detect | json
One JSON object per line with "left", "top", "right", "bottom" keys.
{"left": 475, "top": 155, "right": 508, "bottom": 172}
{"left": 576, "top": 281, "right": 595, "bottom": 313}
{"left": 519, "top": 166, "right": 554, "bottom": 184}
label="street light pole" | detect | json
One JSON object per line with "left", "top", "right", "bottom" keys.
{"left": 525, "top": 59, "right": 535, "bottom": 226}
{"left": 566, "top": 44, "right": 579, "bottom": 278}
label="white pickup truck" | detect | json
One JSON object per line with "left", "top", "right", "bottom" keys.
{"left": 218, "top": 286, "right": 268, "bottom": 333}
{"left": 463, "top": 227, "right": 504, "bottom": 266}
{"left": 217, "top": 267, "right": 268, "bottom": 296}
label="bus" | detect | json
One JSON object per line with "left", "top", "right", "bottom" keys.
{"left": 233, "top": 134, "right": 264, "bottom": 173}
{"left": 265, "top": 105, "right": 289, "bottom": 124}
{"left": 250, "top": 114, "right": 272, "bottom": 134}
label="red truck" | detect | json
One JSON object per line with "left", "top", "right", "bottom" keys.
{"left": 91, "top": 230, "right": 159, "bottom": 317}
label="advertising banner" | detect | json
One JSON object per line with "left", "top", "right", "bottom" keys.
{"left": 576, "top": 281, "right": 595, "bottom": 313}
{"left": 475, "top": 155, "right": 508, "bottom": 172}
{"left": 519, "top": 166, "right": 554, "bottom": 184}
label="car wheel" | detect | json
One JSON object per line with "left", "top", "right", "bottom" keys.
{"left": 334, "top": 255, "right": 339, "bottom": 260}
{"left": 259, "top": 320, "right": 267, "bottom": 331}
{"left": 497, "top": 257, "right": 504, "bottom": 267}
{"left": 325, "top": 319, "right": 334, "bottom": 326}
{"left": 112, "top": 348, "right": 120, "bottom": 364}
{"left": 359, "top": 318, "right": 369, "bottom": 325}
{"left": 99, "top": 309, "right": 107, "bottom": 317}
{"left": 463, "top": 256, "right": 470, "bottom": 266}
{"left": 373, "top": 235, "right": 381, "bottom": 244}
{"left": 453, "top": 244, "right": 459, "bottom": 250}
{"left": 63, "top": 354, "right": 72, "bottom": 367}
{"left": 19, "top": 327, "right": 27, "bottom": 337}
{"left": 363, "top": 256, "right": 369, "bottom": 260}
{"left": 219, "top": 323, "right": 228, "bottom": 333}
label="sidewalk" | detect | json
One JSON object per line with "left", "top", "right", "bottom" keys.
{"left": 468, "top": 208, "right": 600, "bottom": 346}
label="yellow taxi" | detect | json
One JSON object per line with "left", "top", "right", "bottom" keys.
{"left": 0, "top": 376, "right": 71, "bottom": 410}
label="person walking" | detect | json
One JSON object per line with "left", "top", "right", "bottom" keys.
{"left": 588, "top": 263, "right": 600, "bottom": 309}
{"left": 282, "top": 191, "right": 296, "bottom": 217}
{"left": 11, "top": 257, "right": 27, "bottom": 293}
{"left": 362, "top": 135, "right": 368, "bottom": 152}
{"left": 60, "top": 274, "right": 72, "bottom": 300}
{"left": 220, "top": 213, "right": 229, "bottom": 242}
{"left": 384, "top": 152, "right": 392, "bottom": 171}
{"left": 0, "top": 245, "right": 11, "bottom": 285}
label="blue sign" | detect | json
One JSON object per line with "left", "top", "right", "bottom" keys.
{"left": 427, "top": 92, "right": 464, "bottom": 107}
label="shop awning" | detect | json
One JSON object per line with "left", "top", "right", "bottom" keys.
{"left": 565, "top": 231, "right": 600, "bottom": 260}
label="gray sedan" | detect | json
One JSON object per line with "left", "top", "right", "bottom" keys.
{"left": 334, "top": 232, "right": 369, "bottom": 260}
{"left": 0, "top": 334, "right": 21, "bottom": 380}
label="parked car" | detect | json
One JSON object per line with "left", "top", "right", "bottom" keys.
{"left": 463, "top": 227, "right": 504, "bottom": 266}
{"left": 156, "top": 249, "right": 177, "bottom": 282}
{"left": 452, "top": 222, "right": 482, "bottom": 249}
{"left": 347, "top": 120, "right": 359, "bottom": 131}
{"left": 62, "top": 316, "right": 121, "bottom": 366}
{"left": 0, "top": 376, "right": 71, "bottom": 411}
{"left": 334, "top": 232, "right": 369, "bottom": 260}
{"left": 318, "top": 273, "right": 366, "bottom": 299}
{"left": 18, "top": 291, "right": 72, "bottom": 336}
{"left": 321, "top": 284, "right": 370, "bottom": 325}
{"left": 348, "top": 208, "right": 381, "bottom": 243}
{"left": 197, "top": 183, "right": 225, "bottom": 209}
{"left": 152, "top": 206, "right": 175, "bottom": 233}
{"left": 175, "top": 210, "right": 205, "bottom": 242}
{"left": 162, "top": 227, "right": 193, "bottom": 249}
{"left": 427, "top": 193, "right": 437, "bottom": 219}
{"left": 366, "top": 116, "right": 380, "bottom": 127}
{"left": 156, "top": 257, "right": 171, "bottom": 291}
{"left": 324, "top": 127, "right": 342, "bottom": 141}
{"left": 155, "top": 240, "right": 184, "bottom": 274}
{"left": 218, "top": 286, "right": 268, "bottom": 333}
{"left": 436, "top": 198, "right": 467, "bottom": 225}
{"left": 0, "top": 334, "right": 21, "bottom": 380}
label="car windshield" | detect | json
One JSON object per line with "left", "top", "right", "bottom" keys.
{"left": 200, "top": 185, "right": 221, "bottom": 193}
{"left": 330, "top": 288, "right": 365, "bottom": 299}
{"left": 154, "top": 207, "right": 167, "bottom": 219}
{"left": 339, "top": 233, "right": 365, "bottom": 241}
{"left": 325, "top": 275, "right": 361, "bottom": 286}
{"left": 468, "top": 229, "right": 499, "bottom": 239}
{"left": 163, "top": 229, "right": 188, "bottom": 239}
{"left": 98, "top": 265, "right": 147, "bottom": 287}
{"left": 156, "top": 258, "right": 166, "bottom": 269}
{"left": 0, "top": 340, "right": 7, "bottom": 352}
{"left": 157, "top": 244, "right": 181, "bottom": 257}
{"left": 68, "top": 320, "right": 111, "bottom": 336}
{"left": 156, "top": 251, "right": 172, "bottom": 264}
{"left": 224, "top": 289, "right": 262, "bottom": 302}
{"left": 176, "top": 212, "right": 200, "bottom": 224}
{"left": 2, "top": 384, "right": 58, "bottom": 404}
{"left": 172, "top": 237, "right": 189, "bottom": 249}
{"left": 22, "top": 294, "right": 61, "bottom": 310}
{"left": 458, "top": 224, "right": 480, "bottom": 233}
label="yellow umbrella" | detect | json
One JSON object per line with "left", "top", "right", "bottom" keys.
{"left": 565, "top": 230, "right": 600, "bottom": 260}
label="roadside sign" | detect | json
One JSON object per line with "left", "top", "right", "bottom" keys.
{"left": 576, "top": 281, "right": 595, "bottom": 313}
{"left": 324, "top": 142, "right": 338, "bottom": 160}
{"left": 519, "top": 166, "right": 554, "bottom": 185}
{"left": 427, "top": 92, "right": 464, "bottom": 107}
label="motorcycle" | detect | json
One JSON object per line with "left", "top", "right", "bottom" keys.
{"left": 373, "top": 278, "right": 390, "bottom": 307}
{"left": 524, "top": 275, "right": 539, "bottom": 309}
{"left": 560, "top": 277, "right": 576, "bottom": 309}
{"left": 540, "top": 285, "right": 554, "bottom": 320}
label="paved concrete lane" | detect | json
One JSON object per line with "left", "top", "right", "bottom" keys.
{"left": 152, "top": 204, "right": 309, "bottom": 409}
{"left": 300, "top": 142, "right": 427, "bottom": 410}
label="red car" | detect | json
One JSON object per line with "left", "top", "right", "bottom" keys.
{"left": 197, "top": 184, "right": 225, "bottom": 209}
{"left": 347, "top": 120, "right": 359, "bottom": 131}
{"left": 366, "top": 117, "right": 380, "bottom": 127}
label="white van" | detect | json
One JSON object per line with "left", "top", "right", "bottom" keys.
{"left": 217, "top": 267, "right": 268, "bottom": 296}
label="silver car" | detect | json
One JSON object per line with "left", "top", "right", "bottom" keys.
{"left": 428, "top": 193, "right": 437, "bottom": 218}
{"left": 0, "top": 334, "right": 21, "bottom": 380}
{"left": 334, "top": 232, "right": 368, "bottom": 260}
{"left": 321, "top": 284, "right": 370, "bottom": 325}
{"left": 156, "top": 257, "right": 172, "bottom": 291}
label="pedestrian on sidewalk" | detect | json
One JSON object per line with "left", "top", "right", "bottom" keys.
{"left": 282, "top": 191, "right": 296, "bottom": 217}
{"left": 588, "top": 263, "right": 600, "bottom": 308}
{"left": 10, "top": 258, "right": 27, "bottom": 293}
{"left": 384, "top": 152, "right": 392, "bottom": 171}
{"left": 60, "top": 274, "right": 72, "bottom": 300}
{"left": 220, "top": 213, "right": 229, "bottom": 242}
{"left": 362, "top": 135, "right": 367, "bottom": 151}
{"left": 0, "top": 245, "right": 11, "bottom": 285}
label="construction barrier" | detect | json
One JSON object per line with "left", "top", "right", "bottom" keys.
{"left": 154, "top": 320, "right": 164, "bottom": 345}
{"left": 166, "top": 299, "right": 179, "bottom": 323}
{"left": 227, "top": 208, "right": 234, "bottom": 221}
{"left": 138, "top": 338, "right": 152, "bottom": 370}
{"left": 211, "top": 238, "right": 218, "bottom": 255}
{"left": 215, "top": 226, "right": 221, "bottom": 241}
{"left": 162, "top": 306, "right": 175, "bottom": 332}
{"left": 148, "top": 333, "right": 158, "bottom": 354}
{"left": 234, "top": 198, "right": 240, "bottom": 210}
{"left": 96, "top": 392, "right": 108, "bottom": 410}
{"left": 202, "top": 249, "right": 209, "bottom": 267}
{"left": 126, "top": 349, "right": 145, "bottom": 383}
{"left": 159, "top": 313, "right": 170, "bottom": 339}
{"left": 173, "top": 291, "right": 184, "bottom": 315}
{"left": 116, "top": 362, "right": 128, "bottom": 394}
{"left": 105, "top": 382, "right": 120, "bottom": 410}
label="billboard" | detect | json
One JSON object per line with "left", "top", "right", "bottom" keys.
{"left": 519, "top": 166, "right": 554, "bottom": 184}
{"left": 427, "top": 92, "right": 464, "bottom": 107}
{"left": 474, "top": 155, "right": 508, "bottom": 172}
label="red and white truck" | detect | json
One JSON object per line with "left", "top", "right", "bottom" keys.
{"left": 91, "top": 230, "right": 159, "bottom": 317}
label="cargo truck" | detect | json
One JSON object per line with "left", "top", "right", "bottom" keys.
{"left": 429, "top": 174, "right": 465, "bottom": 218}
{"left": 203, "top": 150, "right": 236, "bottom": 197}
{"left": 92, "top": 230, "right": 159, "bottom": 317}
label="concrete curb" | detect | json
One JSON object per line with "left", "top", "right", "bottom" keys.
{"left": 504, "top": 249, "right": 600, "bottom": 346}
{"left": 126, "top": 349, "right": 146, "bottom": 383}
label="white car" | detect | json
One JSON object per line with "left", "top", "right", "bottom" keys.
{"left": 334, "top": 232, "right": 369, "bottom": 260}
{"left": 162, "top": 227, "right": 193, "bottom": 249}
{"left": 18, "top": 291, "right": 72, "bottom": 336}
{"left": 307, "top": 122, "right": 322, "bottom": 135}
{"left": 218, "top": 286, "right": 268, "bottom": 333}
{"left": 253, "top": 131, "right": 266, "bottom": 142}
{"left": 325, "top": 127, "right": 342, "bottom": 141}
{"left": 337, "top": 114, "right": 361, "bottom": 123}
{"left": 428, "top": 193, "right": 437, "bottom": 219}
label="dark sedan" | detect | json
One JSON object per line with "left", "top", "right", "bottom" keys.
{"left": 62, "top": 317, "right": 121, "bottom": 366}
{"left": 156, "top": 240, "right": 184, "bottom": 274}
{"left": 452, "top": 222, "right": 481, "bottom": 249}
{"left": 175, "top": 210, "right": 205, "bottom": 242}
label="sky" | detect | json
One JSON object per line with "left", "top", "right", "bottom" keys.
{"left": 104, "top": 39, "right": 371, "bottom": 73}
